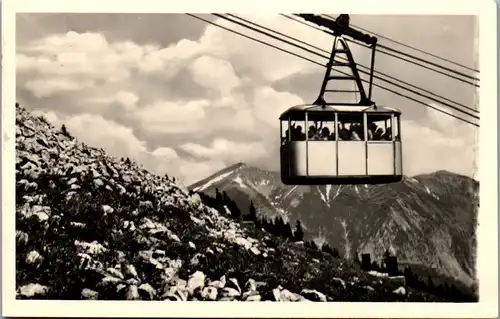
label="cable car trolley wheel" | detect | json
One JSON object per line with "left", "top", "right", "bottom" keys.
{"left": 279, "top": 104, "right": 403, "bottom": 185}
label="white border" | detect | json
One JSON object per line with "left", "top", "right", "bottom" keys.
{"left": 2, "top": 0, "right": 498, "bottom": 317}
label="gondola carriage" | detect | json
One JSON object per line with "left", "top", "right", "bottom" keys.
{"left": 279, "top": 14, "right": 403, "bottom": 185}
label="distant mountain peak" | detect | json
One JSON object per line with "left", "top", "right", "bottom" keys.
{"left": 189, "top": 162, "right": 248, "bottom": 192}
{"left": 229, "top": 162, "right": 247, "bottom": 169}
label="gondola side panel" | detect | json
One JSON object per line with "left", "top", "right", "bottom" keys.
{"left": 288, "top": 142, "right": 308, "bottom": 177}
{"left": 307, "top": 141, "right": 337, "bottom": 176}
{"left": 394, "top": 140, "right": 403, "bottom": 175}
{"left": 367, "top": 141, "right": 394, "bottom": 175}
{"left": 337, "top": 141, "right": 366, "bottom": 176}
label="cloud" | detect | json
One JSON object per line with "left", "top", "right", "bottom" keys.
{"left": 18, "top": 32, "right": 137, "bottom": 82}
{"left": 85, "top": 91, "right": 140, "bottom": 111}
{"left": 31, "top": 109, "right": 60, "bottom": 125}
{"left": 178, "top": 159, "right": 227, "bottom": 185}
{"left": 30, "top": 110, "right": 150, "bottom": 164}
{"left": 64, "top": 113, "right": 148, "bottom": 159}
{"left": 400, "top": 103, "right": 477, "bottom": 177}
{"left": 132, "top": 99, "right": 210, "bottom": 135}
{"left": 187, "top": 55, "right": 241, "bottom": 97}
{"left": 207, "top": 15, "right": 338, "bottom": 83}
{"left": 24, "top": 78, "right": 94, "bottom": 98}
{"left": 181, "top": 138, "right": 268, "bottom": 163}
{"left": 29, "top": 109, "right": 223, "bottom": 185}
{"left": 135, "top": 38, "right": 207, "bottom": 74}
{"left": 16, "top": 14, "right": 477, "bottom": 185}
{"left": 253, "top": 86, "right": 305, "bottom": 128}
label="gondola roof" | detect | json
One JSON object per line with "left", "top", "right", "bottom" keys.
{"left": 279, "top": 104, "right": 401, "bottom": 120}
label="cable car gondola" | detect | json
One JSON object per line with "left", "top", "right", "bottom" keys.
{"left": 279, "top": 14, "right": 403, "bottom": 185}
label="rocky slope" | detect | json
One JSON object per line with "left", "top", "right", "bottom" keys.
{"left": 15, "top": 103, "right": 451, "bottom": 301}
{"left": 188, "top": 163, "right": 479, "bottom": 289}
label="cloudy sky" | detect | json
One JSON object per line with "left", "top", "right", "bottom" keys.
{"left": 16, "top": 13, "right": 479, "bottom": 186}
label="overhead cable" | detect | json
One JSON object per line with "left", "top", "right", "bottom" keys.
{"left": 227, "top": 13, "right": 478, "bottom": 115}
{"left": 285, "top": 13, "right": 479, "bottom": 87}
{"left": 187, "top": 13, "right": 479, "bottom": 128}
{"left": 214, "top": 13, "right": 479, "bottom": 121}
{"left": 318, "top": 13, "right": 480, "bottom": 83}
{"left": 320, "top": 13, "right": 480, "bottom": 74}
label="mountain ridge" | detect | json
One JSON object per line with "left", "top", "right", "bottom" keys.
{"left": 190, "top": 163, "right": 478, "bottom": 191}
{"left": 188, "top": 163, "right": 479, "bottom": 288}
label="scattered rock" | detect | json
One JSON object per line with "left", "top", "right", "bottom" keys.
{"left": 75, "top": 240, "right": 108, "bottom": 255}
{"left": 190, "top": 215, "right": 203, "bottom": 225}
{"left": 126, "top": 285, "right": 140, "bottom": 300}
{"left": 107, "top": 268, "right": 125, "bottom": 280}
{"left": 169, "top": 234, "right": 181, "bottom": 242}
{"left": 250, "top": 247, "right": 261, "bottom": 256}
{"left": 201, "top": 287, "right": 218, "bottom": 301}
{"left": 244, "top": 294, "right": 261, "bottom": 301}
{"left": 242, "top": 289, "right": 260, "bottom": 300}
{"left": 244, "top": 279, "right": 257, "bottom": 292}
{"left": 280, "top": 289, "right": 303, "bottom": 302}
{"left": 16, "top": 230, "right": 29, "bottom": 246}
{"left": 190, "top": 253, "right": 204, "bottom": 266}
{"left": 17, "top": 283, "right": 49, "bottom": 298}
{"left": 187, "top": 271, "right": 205, "bottom": 295}
{"left": 116, "top": 184, "right": 126, "bottom": 195}
{"left": 387, "top": 276, "right": 406, "bottom": 287}
{"left": 81, "top": 288, "right": 99, "bottom": 300}
{"left": 263, "top": 288, "right": 281, "bottom": 301}
{"left": 101, "top": 205, "right": 114, "bottom": 214}
{"left": 227, "top": 278, "right": 241, "bottom": 294}
{"left": 25, "top": 250, "right": 43, "bottom": 267}
{"left": 332, "top": 277, "right": 346, "bottom": 289}
{"left": 13, "top": 104, "right": 443, "bottom": 303}
{"left": 301, "top": 289, "right": 327, "bottom": 302}
{"left": 393, "top": 286, "right": 406, "bottom": 295}
{"left": 70, "top": 221, "right": 86, "bottom": 228}
{"left": 138, "top": 283, "right": 156, "bottom": 300}
{"left": 209, "top": 276, "right": 226, "bottom": 289}
{"left": 162, "top": 286, "right": 188, "bottom": 301}
{"left": 124, "top": 264, "right": 138, "bottom": 279}
{"left": 220, "top": 287, "right": 240, "bottom": 299}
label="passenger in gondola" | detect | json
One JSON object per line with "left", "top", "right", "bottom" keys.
{"left": 310, "top": 121, "right": 323, "bottom": 140}
{"left": 315, "top": 121, "right": 324, "bottom": 138}
{"left": 373, "top": 127, "right": 384, "bottom": 140}
{"left": 296, "top": 125, "right": 306, "bottom": 141}
{"left": 367, "top": 123, "right": 377, "bottom": 140}
{"left": 350, "top": 124, "right": 361, "bottom": 141}
{"left": 320, "top": 127, "right": 330, "bottom": 140}
{"left": 290, "top": 125, "right": 297, "bottom": 141}
{"left": 284, "top": 125, "right": 292, "bottom": 143}
{"left": 290, "top": 124, "right": 298, "bottom": 141}
{"left": 314, "top": 127, "right": 323, "bottom": 140}
{"left": 338, "top": 123, "right": 349, "bottom": 140}
{"left": 356, "top": 123, "right": 365, "bottom": 140}
{"left": 308, "top": 125, "right": 316, "bottom": 140}
{"left": 349, "top": 130, "right": 361, "bottom": 141}
{"left": 287, "top": 126, "right": 293, "bottom": 141}
{"left": 382, "top": 127, "right": 392, "bottom": 140}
